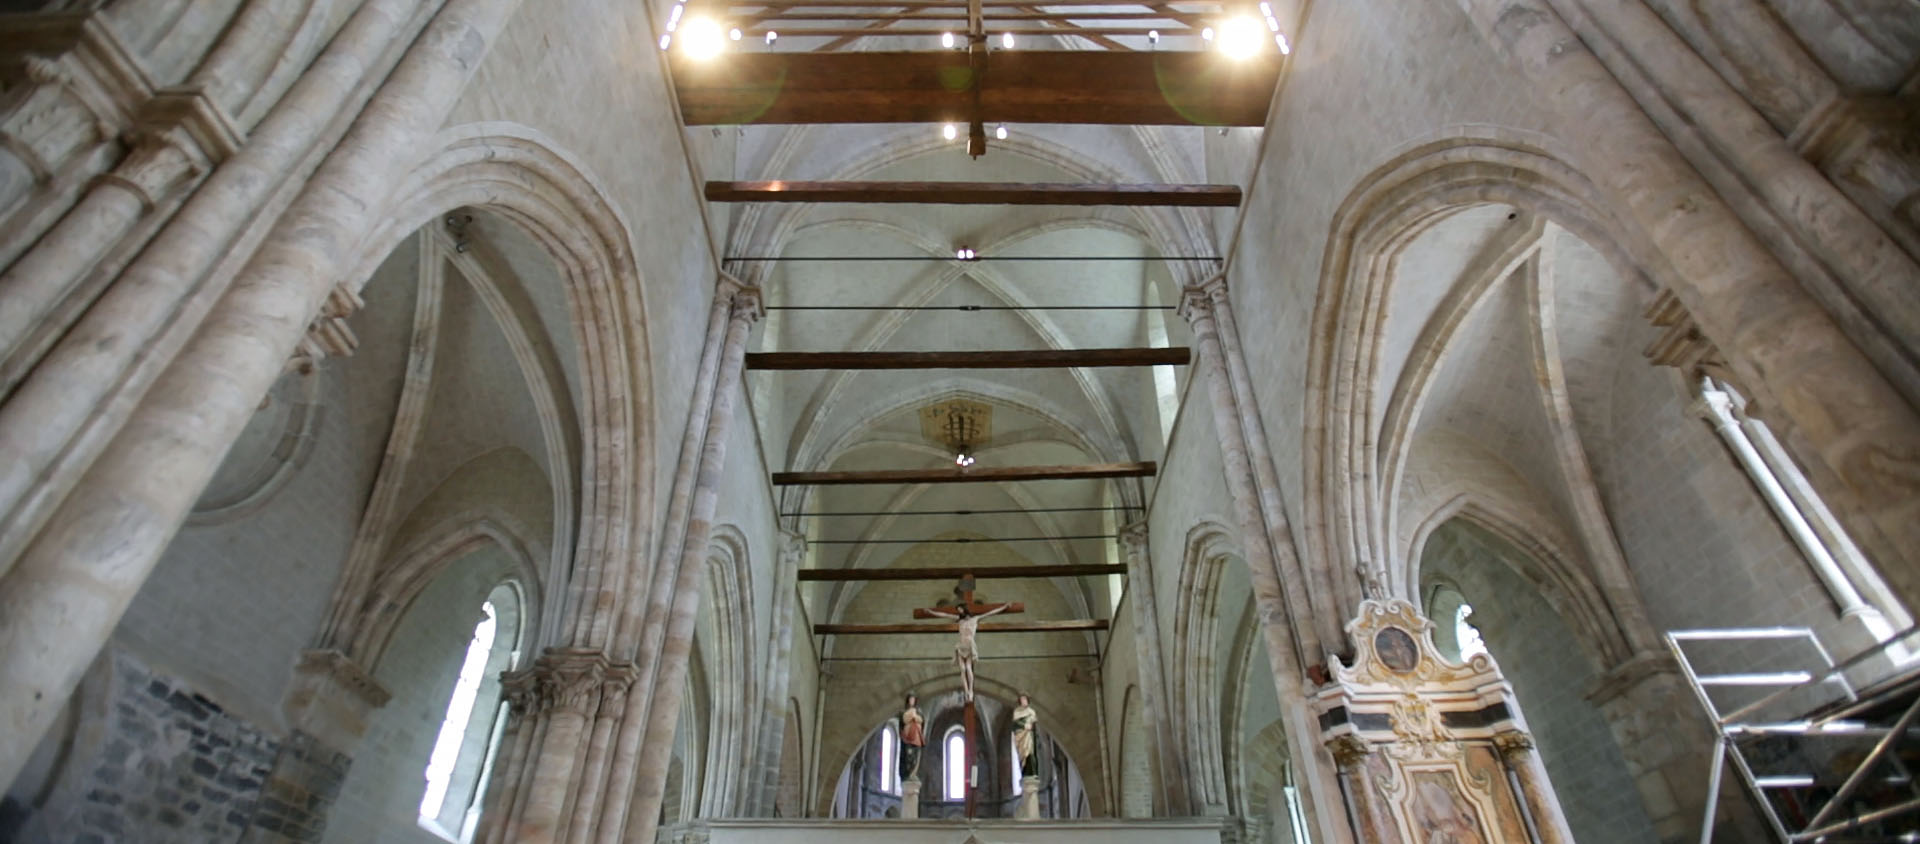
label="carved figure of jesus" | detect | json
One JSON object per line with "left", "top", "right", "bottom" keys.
{"left": 923, "top": 603, "right": 1010, "bottom": 701}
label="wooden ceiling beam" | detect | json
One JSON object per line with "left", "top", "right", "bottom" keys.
{"left": 814, "top": 619, "right": 1111, "bottom": 634}
{"left": 772, "top": 461, "right": 1156, "bottom": 485}
{"left": 672, "top": 49, "right": 1279, "bottom": 126}
{"left": 798, "top": 563, "right": 1127, "bottom": 581}
{"left": 745, "top": 347, "right": 1191, "bottom": 370}
{"left": 705, "top": 180, "right": 1240, "bottom": 206}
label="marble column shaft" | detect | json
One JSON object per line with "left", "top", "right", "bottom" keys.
{"left": 1180, "top": 288, "right": 1350, "bottom": 844}
{"left": 0, "top": 0, "right": 433, "bottom": 573}
{"left": 1118, "top": 521, "right": 1190, "bottom": 816}
{"left": 620, "top": 286, "right": 762, "bottom": 843}
{"left": 0, "top": 0, "right": 519, "bottom": 789}
{"left": 1494, "top": 731, "right": 1575, "bottom": 844}
{"left": 1455, "top": 0, "right": 1920, "bottom": 607}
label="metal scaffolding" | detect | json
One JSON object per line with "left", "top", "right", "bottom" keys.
{"left": 1668, "top": 625, "right": 1920, "bottom": 842}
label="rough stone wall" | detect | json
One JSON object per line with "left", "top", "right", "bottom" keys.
{"left": 1421, "top": 520, "right": 1657, "bottom": 844}
{"left": 5, "top": 649, "right": 279, "bottom": 844}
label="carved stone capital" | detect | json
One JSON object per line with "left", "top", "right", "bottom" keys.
{"left": 0, "top": 13, "right": 154, "bottom": 176}
{"left": 598, "top": 660, "right": 641, "bottom": 711}
{"left": 1175, "top": 282, "right": 1217, "bottom": 327}
{"left": 1326, "top": 733, "right": 1372, "bottom": 769}
{"left": 536, "top": 648, "right": 613, "bottom": 717}
{"left": 1119, "top": 519, "right": 1149, "bottom": 551}
{"left": 1492, "top": 729, "right": 1535, "bottom": 762}
{"left": 95, "top": 86, "right": 243, "bottom": 206}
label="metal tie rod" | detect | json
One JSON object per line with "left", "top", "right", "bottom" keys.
{"left": 807, "top": 534, "right": 1117, "bottom": 545}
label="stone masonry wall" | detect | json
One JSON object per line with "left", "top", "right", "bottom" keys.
{"left": 5, "top": 649, "right": 279, "bottom": 844}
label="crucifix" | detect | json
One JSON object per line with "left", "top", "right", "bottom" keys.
{"left": 911, "top": 575, "right": 1024, "bottom": 817}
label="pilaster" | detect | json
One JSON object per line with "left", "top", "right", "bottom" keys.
{"left": 242, "top": 650, "right": 391, "bottom": 844}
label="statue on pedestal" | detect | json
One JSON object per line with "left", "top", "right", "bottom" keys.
{"left": 899, "top": 692, "right": 926, "bottom": 781}
{"left": 1011, "top": 693, "right": 1038, "bottom": 773}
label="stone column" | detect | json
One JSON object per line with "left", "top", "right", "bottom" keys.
{"left": 1453, "top": 0, "right": 1920, "bottom": 609}
{"left": 1492, "top": 731, "right": 1575, "bottom": 844}
{"left": 1547, "top": 0, "right": 1920, "bottom": 395}
{"left": 241, "top": 650, "right": 391, "bottom": 843}
{"left": 507, "top": 648, "right": 637, "bottom": 841}
{"left": 0, "top": 90, "right": 241, "bottom": 382}
{"left": 0, "top": 0, "right": 432, "bottom": 572}
{"left": 618, "top": 282, "right": 763, "bottom": 843}
{"left": 0, "top": 0, "right": 524, "bottom": 790}
{"left": 1180, "top": 286, "right": 1347, "bottom": 844}
{"left": 1200, "top": 278, "right": 1349, "bottom": 650}
{"left": 747, "top": 529, "right": 807, "bottom": 815}
{"left": 1326, "top": 736, "right": 1386, "bottom": 843}
{"left": 1118, "top": 521, "right": 1190, "bottom": 815}
{"left": 900, "top": 778, "right": 921, "bottom": 819}
{"left": 475, "top": 671, "right": 544, "bottom": 844}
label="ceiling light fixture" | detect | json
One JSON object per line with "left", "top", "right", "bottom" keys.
{"left": 1001, "top": 32, "right": 1014, "bottom": 48}
{"left": 1276, "top": 33, "right": 1291, "bottom": 54}
{"left": 1201, "top": 26, "right": 1214, "bottom": 41}
{"left": 1217, "top": 16, "right": 1263, "bottom": 59}
{"left": 942, "top": 124, "right": 959, "bottom": 141}
{"left": 955, "top": 246, "right": 978, "bottom": 261}
{"left": 729, "top": 27, "right": 742, "bottom": 40}
{"left": 766, "top": 30, "right": 777, "bottom": 44}
{"left": 995, "top": 124, "right": 1008, "bottom": 140}
{"left": 679, "top": 17, "right": 727, "bottom": 60}
{"left": 658, "top": 34, "right": 672, "bottom": 50}
{"left": 1147, "top": 29, "right": 1159, "bottom": 44}
{"left": 942, "top": 31, "right": 956, "bottom": 48}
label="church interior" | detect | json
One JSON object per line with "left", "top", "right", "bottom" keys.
{"left": 0, "top": 0, "right": 1917, "bottom": 842}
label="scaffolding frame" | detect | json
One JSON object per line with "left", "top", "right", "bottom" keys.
{"left": 1668, "top": 625, "right": 1920, "bottom": 843}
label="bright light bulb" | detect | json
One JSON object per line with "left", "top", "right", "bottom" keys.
{"left": 1217, "top": 16, "right": 1263, "bottom": 59}
{"left": 942, "top": 124, "right": 958, "bottom": 141}
{"left": 729, "top": 27, "right": 742, "bottom": 40}
{"left": 1147, "top": 29, "right": 1159, "bottom": 43}
{"left": 1001, "top": 32, "right": 1014, "bottom": 48}
{"left": 1276, "top": 33, "right": 1291, "bottom": 54}
{"left": 942, "top": 31, "right": 955, "bottom": 48}
{"left": 1201, "top": 27, "right": 1213, "bottom": 41}
{"left": 1259, "top": 2, "right": 1272, "bottom": 15}
{"left": 679, "top": 18, "right": 727, "bottom": 60}
{"left": 1268, "top": 16, "right": 1280, "bottom": 31}
{"left": 995, "top": 125, "right": 1008, "bottom": 140}
{"left": 766, "top": 30, "right": 777, "bottom": 43}
{"left": 659, "top": 34, "right": 672, "bottom": 50}
{"left": 668, "top": 4, "right": 683, "bottom": 24}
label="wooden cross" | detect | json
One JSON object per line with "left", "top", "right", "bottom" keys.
{"left": 909, "top": 575, "right": 1024, "bottom": 817}
{"left": 911, "top": 574, "right": 1025, "bottom": 620}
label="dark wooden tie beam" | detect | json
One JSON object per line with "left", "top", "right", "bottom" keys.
{"left": 797, "top": 564, "right": 1127, "bottom": 582}
{"left": 745, "top": 347, "right": 1190, "bottom": 370}
{"left": 704, "top": 181, "right": 1240, "bottom": 207}
{"left": 672, "top": 50, "right": 1279, "bottom": 126}
{"left": 771, "top": 461, "right": 1155, "bottom": 486}
{"left": 813, "top": 619, "right": 1111, "bottom": 635}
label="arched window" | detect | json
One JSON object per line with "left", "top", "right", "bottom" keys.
{"left": 942, "top": 727, "right": 967, "bottom": 800}
{"left": 419, "top": 583, "right": 522, "bottom": 841}
{"left": 1426, "top": 582, "right": 1487, "bottom": 663}
{"left": 1694, "top": 377, "right": 1914, "bottom": 655}
{"left": 877, "top": 723, "right": 899, "bottom": 795}
{"left": 1454, "top": 603, "right": 1489, "bottom": 661}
